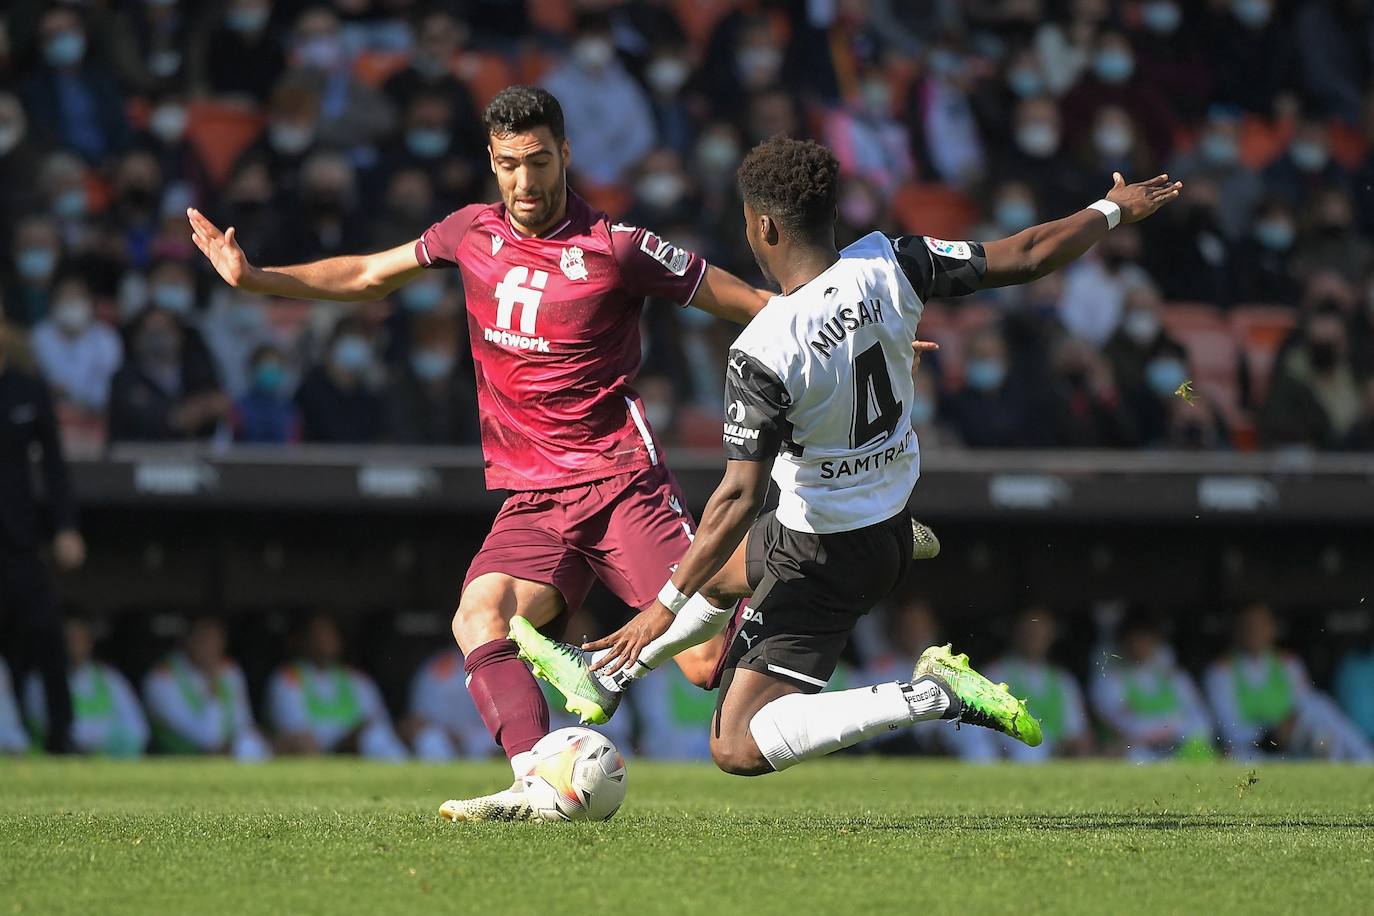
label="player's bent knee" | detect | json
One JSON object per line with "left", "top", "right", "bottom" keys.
{"left": 710, "top": 736, "right": 772, "bottom": 777}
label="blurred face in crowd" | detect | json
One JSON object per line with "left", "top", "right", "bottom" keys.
{"left": 14, "top": 217, "right": 60, "bottom": 284}
{"left": 735, "top": 19, "right": 783, "bottom": 90}
{"left": 1014, "top": 99, "right": 1061, "bottom": 159}
{"left": 571, "top": 27, "right": 616, "bottom": 74}
{"left": 1015, "top": 608, "right": 1057, "bottom": 662}
{"left": 1253, "top": 200, "right": 1296, "bottom": 252}
{"left": 1232, "top": 0, "right": 1274, "bottom": 30}
{"left": 1091, "top": 106, "right": 1136, "bottom": 160}
{"left": 1306, "top": 312, "right": 1349, "bottom": 375}
{"left": 964, "top": 329, "right": 1008, "bottom": 393}
{"left": 890, "top": 600, "right": 939, "bottom": 656}
{"left": 329, "top": 323, "right": 372, "bottom": 379}
{"left": 636, "top": 149, "right": 689, "bottom": 212}
{"left": 747, "top": 90, "right": 798, "bottom": 144}
{"left": 1005, "top": 48, "right": 1045, "bottom": 99}
{"left": 1120, "top": 284, "right": 1163, "bottom": 347}
{"left": 1122, "top": 624, "right": 1159, "bottom": 665}
{"left": 135, "top": 309, "right": 184, "bottom": 368}
{"left": 115, "top": 152, "right": 163, "bottom": 219}
{"left": 1092, "top": 32, "right": 1135, "bottom": 85}
{"left": 694, "top": 123, "right": 741, "bottom": 184}
{"left": 225, "top": 0, "right": 272, "bottom": 35}
{"left": 51, "top": 276, "right": 94, "bottom": 338}
{"left": 148, "top": 261, "right": 196, "bottom": 317}
{"left": 305, "top": 615, "right": 343, "bottom": 665}
{"left": 410, "top": 318, "right": 458, "bottom": 383}
{"left": 488, "top": 125, "right": 569, "bottom": 236}
{"left": 414, "top": 11, "right": 465, "bottom": 77}
{"left": 1197, "top": 113, "right": 1241, "bottom": 167}
{"left": 1140, "top": 0, "right": 1183, "bottom": 34}
{"left": 1302, "top": 270, "right": 1355, "bottom": 316}
{"left": 268, "top": 87, "right": 320, "bottom": 156}
{"left": 1310, "top": 189, "right": 1354, "bottom": 236}
{"left": 300, "top": 153, "right": 355, "bottom": 222}
{"left": 149, "top": 93, "right": 189, "bottom": 145}
{"left": 405, "top": 95, "right": 453, "bottom": 161}
{"left": 992, "top": 181, "right": 1037, "bottom": 234}
{"left": 42, "top": 153, "right": 88, "bottom": 220}
{"left": 0, "top": 92, "right": 26, "bottom": 155}
{"left": 1236, "top": 603, "right": 1277, "bottom": 654}
{"left": 186, "top": 618, "right": 228, "bottom": 671}
{"left": 385, "top": 169, "right": 433, "bottom": 223}
{"left": 251, "top": 346, "right": 288, "bottom": 396}
{"left": 41, "top": 10, "right": 86, "bottom": 70}
{"left": 1289, "top": 120, "right": 1330, "bottom": 173}
{"left": 65, "top": 620, "right": 95, "bottom": 668}
{"left": 292, "top": 8, "right": 346, "bottom": 73}
{"left": 645, "top": 45, "right": 691, "bottom": 98}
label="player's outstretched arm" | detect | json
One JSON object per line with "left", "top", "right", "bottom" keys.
{"left": 980, "top": 172, "right": 1182, "bottom": 288}
{"left": 689, "top": 265, "right": 772, "bottom": 324}
{"left": 188, "top": 208, "right": 424, "bottom": 301}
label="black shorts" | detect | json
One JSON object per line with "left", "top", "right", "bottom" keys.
{"left": 719, "top": 509, "right": 913, "bottom": 694}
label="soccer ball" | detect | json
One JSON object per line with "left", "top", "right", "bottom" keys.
{"left": 522, "top": 727, "right": 627, "bottom": 822}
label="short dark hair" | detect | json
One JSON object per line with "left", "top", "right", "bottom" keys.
{"left": 483, "top": 85, "right": 565, "bottom": 144}
{"left": 736, "top": 135, "right": 839, "bottom": 241}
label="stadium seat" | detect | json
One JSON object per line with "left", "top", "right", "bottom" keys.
{"left": 353, "top": 50, "right": 410, "bottom": 88}
{"left": 914, "top": 302, "right": 960, "bottom": 382}
{"left": 1238, "top": 114, "right": 1291, "bottom": 170}
{"left": 528, "top": 0, "right": 574, "bottom": 34}
{"left": 673, "top": 0, "right": 739, "bottom": 46}
{"left": 891, "top": 183, "right": 978, "bottom": 241}
{"left": 1159, "top": 301, "right": 1226, "bottom": 338}
{"left": 456, "top": 51, "right": 516, "bottom": 108}
{"left": 185, "top": 102, "right": 266, "bottom": 188}
{"left": 1231, "top": 304, "right": 1298, "bottom": 404}
{"left": 579, "top": 184, "right": 633, "bottom": 220}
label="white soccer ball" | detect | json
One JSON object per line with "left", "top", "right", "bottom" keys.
{"left": 522, "top": 727, "right": 627, "bottom": 822}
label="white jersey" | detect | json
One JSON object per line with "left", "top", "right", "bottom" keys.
{"left": 724, "top": 232, "right": 986, "bottom": 533}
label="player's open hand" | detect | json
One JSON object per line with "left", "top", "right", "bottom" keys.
{"left": 188, "top": 207, "right": 255, "bottom": 289}
{"left": 583, "top": 601, "right": 675, "bottom": 675}
{"left": 1105, "top": 172, "right": 1183, "bottom": 224}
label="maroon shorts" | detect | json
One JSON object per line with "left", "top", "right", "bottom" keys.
{"left": 463, "top": 463, "right": 696, "bottom": 620}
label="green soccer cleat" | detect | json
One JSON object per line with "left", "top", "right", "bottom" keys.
{"left": 911, "top": 519, "right": 941, "bottom": 560}
{"left": 509, "top": 616, "right": 622, "bottom": 725}
{"left": 915, "top": 643, "right": 1042, "bottom": 747}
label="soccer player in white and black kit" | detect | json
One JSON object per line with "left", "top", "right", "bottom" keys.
{"left": 518, "top": 137, "right": 1182, "bottom": 776}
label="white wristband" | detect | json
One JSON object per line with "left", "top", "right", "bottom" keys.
{"left": 657, "top": 579, "right": 691, "bottom": 614}
{"left": 1089, "top": 199, "right": 1122, "bottom": 230}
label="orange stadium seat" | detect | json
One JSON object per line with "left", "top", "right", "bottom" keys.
{"left": 456, "top": 51, "right": 517, "bottom": 108}
{"left": 353, "top": 50, "right": 410, "bottom": 88}
{"left": 185, "top": 101, "right": 266, "bottom": 188}
{"left": 1237, "top": 115, "right": 1291, "bottom": 170}
{"left": 892, "top": 183, "right": 978, "bottom": 241}
{"left": 1159, "top": 301, "right": 1226, "bottom": 338}
{"left": 579, "top": 184, "right": 633, "bottom": 220}
{"left": 1231, "top": 304, "right": 1298, "bottom": 403}
{"left": 528, "top": 0, "right": 575, "bottom": 34}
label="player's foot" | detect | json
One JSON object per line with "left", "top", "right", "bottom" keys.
{"left": 911, "top": 519, "right": 940, "bottom": 560}
{"left": 915, "top": 643, "right": 1042, "bottom": 747}
{"left": 509, "top": 616, "right": 622, "bottom": 725}
{"left": 438, "top": 780, "right": 536, "bottom": 822}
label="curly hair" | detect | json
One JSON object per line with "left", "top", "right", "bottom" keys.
{"left": 483, "top": 85, "right": 566, "bottom": 144}
{"left": 736, "top": 135, "right": 839, "bottom": 241}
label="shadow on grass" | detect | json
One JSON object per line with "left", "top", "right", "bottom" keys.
{"left": 725, "top": 812, "right": 1374, "bottom": 832}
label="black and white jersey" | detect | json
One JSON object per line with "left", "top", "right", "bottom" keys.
{"left": 723, "top": 231, "right": 986, "bottom": 533}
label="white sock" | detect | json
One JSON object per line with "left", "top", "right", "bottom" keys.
{"left": 600, "top": 594, "right": 734, "bottom": 689}
{"left": 510, "top": 750, "right": 537, "bottom": 779}
{"left": 749, "top": 678, "right": 950, "bottom": 771}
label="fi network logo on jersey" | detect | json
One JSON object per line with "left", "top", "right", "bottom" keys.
{"left": 560, "top": 245, "right": 588, "bottom": 281}
{"left": 486, "top": 266, "right": 552, "bottom": 352}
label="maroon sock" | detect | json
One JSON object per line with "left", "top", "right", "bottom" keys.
{"left": 464, "top": 638, "right": 549, "bottom": 760}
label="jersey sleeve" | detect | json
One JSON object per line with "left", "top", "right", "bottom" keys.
{"left": 611, "top": 224, "right": 707, "bottom": 305}
{"left": 890, "top": 235, "right": 987, "bottom": 299}
{"left": 414, "top": 204, "right": 484, "bottom": 269}
{"left": 722, "top": 349, "right": 792, "bottom": 461}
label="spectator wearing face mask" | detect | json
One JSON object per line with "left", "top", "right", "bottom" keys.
{"left": 623, "top": 148, "right": 697, "bottom": 229}
{"left": 542, "top": 12, "right": 657, "bottom": 186}
{"left": 5, "top": 216, "right": 64, "bottom": 328}
{"left": 0, "top": 92, "right": 50, "bottom": 229}
{"left": 1262, "top": 114, "right": 1350, "bottom": 210}
{"left": 997, "top": 98, "right": 1092, "bottom": 207}
{"left": 1201, "top": 0, "right": 1298, "bottom": 115}
{"left": 639, "top": 42, "right": 697, "bottom": 158}
{"left": 824, "top": 71, "right": 916, "bottom": 195}
{"left": 20, "top": 8, "right": 129, "bottom": 165}
{"left": 201, "top": 288, "right": 277, "bottom": 397}
{"left": 1232, "top": 198, "right": 1303, "bottom": 305}
{"left": 1078, "top": 106, "right": 1155, "bottom": 191}
{"left": 944, "top": 325, "right": 1048, "bottom": 448}
{"left": 1131, "top": 1, "right": 1214, "bottom": 122}
{"left": 106, "top": 0, "right": 194, "bottom": 95}
{"left": 133, "top": 90, "right": 213, "bottom": 202}
{"left": 1047, "top": 336, "right": 1139, "bottom": 448}
{"left": 108, "top": 306, "right": 229, "bottom": 442}
{"left": 234, "top": 343, "right": 298, "bottom": 444}
{"left": 232, "top": 80, "right": 323, "bottom": 205}
{"left": 371, "top": 91, "right": 475, "bottom": 208}
{"left": 1060, "top": 31, "right": 1177, "bottom": 163}
{"left": 381, "top": 11, "right": 481, "bottom": 155}
{"left": 1057, "top": 224, "right": 1153, "bottom": 347}
{"left": 697, "top": 13, "right": 788, "bottom": 119}
{"left": 1141, "top": 178, "right": 1235, "bottom": 306}
{"left": 31, "top": 271, "right": 122, "bottom": 415}
{"left": 296, "top": 315, "right": 383, "bottom": 444}
{"left": 1291, "top": 187, "right": 1373, "bottom": 286}
{"left": 1260, "top": 308, "right": 1363, "bottom": 448}
{"left": 137, "top": 258, "right": 222, "bottom": 388}
{"left": 282, "top": 7, "right": 396, "bottom": 151}
{"left": 106, "top": 151, "right": 167, "bottom": 271}
{"left": 193, "top": 0, "right": 285, "bottom": 104}
{"left": 1165, "top": 106, "right": 1262, "bottom": 242}
{"left": 1106, "top": 286, "right": 1181, "bottom": 423}
{"left": 269, "top": 152, "right": 369, "bottom": 265}
{"left": 908, "top": 46, "right": 986, "bottom": 189}
{"left": 382, "top": 315, "right": 478, "bottom": 446}
{"left": 213, "top": 156, "right": 282, "bottom": 266}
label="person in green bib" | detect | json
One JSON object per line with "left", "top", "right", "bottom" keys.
{"left": 267, "top": 612, "right": 408, "bottom": 759}
{"left": 0, "top": 656, "right": 30, "bottom": 754}
{"left": 984, "top": 607, "right": 1092, "bottom": 762}
{"left": 141, "top": 616, "right": 270, "bottom": 760}
{"left": 23, "top": 617, "right": 147, "bottom": 757}
{"left": 1090, "top": 613, "right": 1215, "bottom": 762}
{"left": 1204, "top": 602, "right": 1372, "bottom": 762}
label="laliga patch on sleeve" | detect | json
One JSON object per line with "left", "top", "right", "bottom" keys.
{"left": 641, "top": 230, "right": 691, "bottom": 276}
{"left": 925, "top": 237, "right": 972, "bottom": 260}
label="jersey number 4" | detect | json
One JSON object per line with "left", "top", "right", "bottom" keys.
{"left": 851, "top": 342, "right": 903, "bottom": 448}
{"left": 494, "top": 266, "right": 547, "bottom": 334}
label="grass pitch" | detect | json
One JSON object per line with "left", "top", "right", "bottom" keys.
{"left": 2, "top": 759, "right": 1370, "bottom": 916}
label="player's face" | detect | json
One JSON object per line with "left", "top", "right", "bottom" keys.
{"left": 489, "top": 127, "right": 569, "bottom": 236}
{"left": 742, "top": 202, "right": 777, "bottom": 287}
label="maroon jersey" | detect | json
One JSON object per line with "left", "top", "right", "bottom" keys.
{"left": 415, "top": 191, "right": 706, "bottom": 491}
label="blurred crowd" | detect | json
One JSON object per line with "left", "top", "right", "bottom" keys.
{"left": 2, "top": 597, "right": 1371, "bottom": 763}
{"left": 1, "top": 0, "right": 1373, "bottom": 454}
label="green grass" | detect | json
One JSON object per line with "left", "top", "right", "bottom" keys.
{"left": 2, "top": 759, "right": 1371, "bottom": 916}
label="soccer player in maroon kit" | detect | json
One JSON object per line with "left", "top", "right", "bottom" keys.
{"left": 189, "top": 86, "right": 770, "bottom": 817}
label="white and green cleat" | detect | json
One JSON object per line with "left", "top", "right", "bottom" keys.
{"left": 509, "top": 616, "right": 622, "bottom": 725}
{"left": 438, "top": 781, "right": 536, "bottom": 822}
{"left": 911, "top": 519, "right": 941, "bottom": 560}
{"left": 915, "top": 643, "right": 1042, "bottom": 747}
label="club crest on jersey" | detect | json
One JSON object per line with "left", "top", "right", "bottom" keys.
{"left": 925, "top": 237, "right": 972, "bottom": 260}
{"left": 491, "top": 234, "right": 504, "bottom": 256}
{"left": 560, "top": 245, "right": 588, "bottom": 281}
